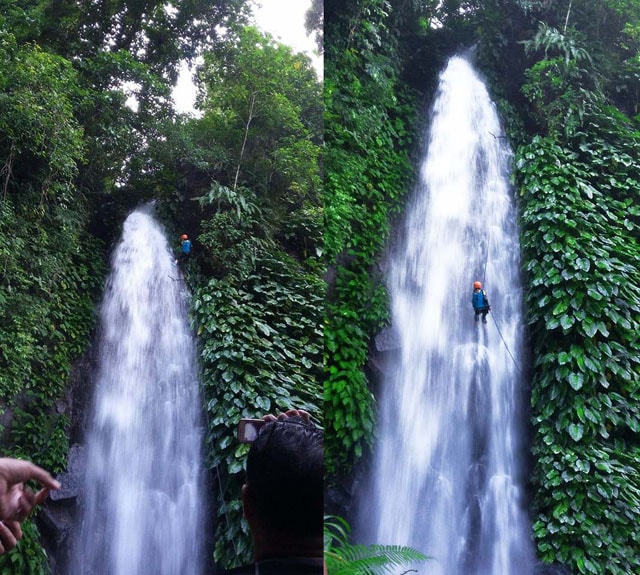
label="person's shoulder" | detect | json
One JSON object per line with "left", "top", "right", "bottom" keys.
{"left": 222, "top": 558, "right": 323, "bottom": 575}
{"left": 257, "top": 558, "right": 324, "bottom": 575}
{"left": 224, "top": 564, "right": 255, "bottom": 575}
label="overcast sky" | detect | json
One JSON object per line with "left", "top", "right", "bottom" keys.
{"left": 252, "top": 0, "right": 322, "bottom": 76}
{"left": 173, "top": 0, "right": 321, "bottom": 113}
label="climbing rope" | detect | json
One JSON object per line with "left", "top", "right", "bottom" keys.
{"left": 489, "top": 312, "right": 522, "bottom": 373}
{"left": 202, "top": 398, "right": 239, "bottom": 557}
{"left": 215, "top": 465, "right": 239, "bottom": 556}
{"left": 480, "top": 231, "right": 522, "bottom": 374}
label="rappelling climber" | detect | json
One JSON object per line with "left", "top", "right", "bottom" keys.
{"left": 177, "top": 234, "right": 191, "bottom": 264}
{"left": 472, "top": 281, "right": 491, "bottom": 324}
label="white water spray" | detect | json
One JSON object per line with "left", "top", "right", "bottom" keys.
{"left": 361, "top": 56, "right": 534, "bottom": 575}
{"left": 71, "top": 207, "right": 205, "bottom": 575}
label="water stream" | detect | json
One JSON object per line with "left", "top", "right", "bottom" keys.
{"left": 71, "top": 207, "right": 205, "bottom": 575}
{"left": 360, "top": 56, "right": 534, "bottom": 575}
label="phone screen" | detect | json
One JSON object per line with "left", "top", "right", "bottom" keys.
{"left": 237, "top": 419, "right": 266, "bottom": 443}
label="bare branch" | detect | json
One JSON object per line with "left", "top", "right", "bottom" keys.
{"left": 1, "top": 143, "right": 16, "bottom": 201}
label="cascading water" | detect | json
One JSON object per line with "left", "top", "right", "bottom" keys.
{"left": 360, "top": 56, "right": 534, "bottom": 575}
{"left": 71, "top": 207, "right": 205, "bottom": 575}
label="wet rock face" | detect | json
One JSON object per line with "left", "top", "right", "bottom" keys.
{"left": 38, "top": 345, "right": 96, "bottom": 573}
{"left": 374, "top": 326, "right": 401, "bottom": 353}
{"left": 38, "top": 444, "right": 86, "bottom": 575}
{"left": 51, "top": 444, "right": 86, "bottom": 503}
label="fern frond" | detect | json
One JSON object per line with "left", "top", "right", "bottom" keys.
{"left": 324, "top": 515, "right": 430, "bottom": 575}
{"left": 326, "top": 542, "right": 430, "bottom": 575}
{"left": 325, "top": 514, "right": 352, "bottom": 550}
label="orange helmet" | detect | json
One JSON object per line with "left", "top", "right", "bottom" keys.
{"left": 473, "top": 281, "right": 482, "bottom": 289}
{"left": 180, "top": 234, "right": 188, "bottom": 240}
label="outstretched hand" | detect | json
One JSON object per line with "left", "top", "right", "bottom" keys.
{"left": 0, "top": 520, "right": 22, "bottom": 554}
{"left": 0, "top": 458, "right": 60, "bottom": 523}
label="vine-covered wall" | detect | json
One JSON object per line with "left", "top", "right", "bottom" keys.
{"left": 515, "top": 98, "right": 640, "bottom": 575}
{"left": 192, "top": 251, "right": 324, "bottom": 567}
{"left": 324, "top": 0, "right": 419, "bottom": 478}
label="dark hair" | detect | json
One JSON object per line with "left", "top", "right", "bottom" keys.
{"left": 245, "top": 417, "right": 323, "bottom": 538}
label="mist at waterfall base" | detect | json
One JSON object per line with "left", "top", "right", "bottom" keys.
{"left": 70, "top": 208, "right": 205, "bottom": 575}
{"left": 358, "top": 56, "right": 535, "bottom": 575}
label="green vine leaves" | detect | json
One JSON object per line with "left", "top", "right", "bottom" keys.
{"left": 516, "top": 107, "right": 640, "bottom": 573}
{"left": 192, "top": 255, "right": 323, "bottom": 568}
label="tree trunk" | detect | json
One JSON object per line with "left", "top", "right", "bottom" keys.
{"left": 234, "top": 91, "right": 257, "bottom": 191}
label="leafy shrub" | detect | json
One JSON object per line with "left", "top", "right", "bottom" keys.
{"left": 0, "top": 521, "right": 49, "bottom": 575}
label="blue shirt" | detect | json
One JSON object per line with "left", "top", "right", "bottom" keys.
{"left": 472, "top": 289, "right": 488, "bottom": 310}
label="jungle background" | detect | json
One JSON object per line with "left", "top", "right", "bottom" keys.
{"left": 0, "top": 0, "right": 322, "bottom": 571}
{"left": 325, "top": 1, "right": 639, "bottom": 575}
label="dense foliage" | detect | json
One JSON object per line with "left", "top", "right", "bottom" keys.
{"left": 517, "top": 120, "right": 640, "bottom": 574}
{"left": 193, "top": 252, "right": 323, "bottom": 566}
{"left": 513, "top": 9, "right": 640, "bottom": 571}
{"left": 0, "top": 25, "right": 106, "bottom": 573}
{"left": 197, "top": 26, "right": 322, "bottom": 205}
{"left": 324, "top": 0, "right": 419, "bottom": 477}
{"left": 3, "top": 0, "right": 639, "bottom": 573}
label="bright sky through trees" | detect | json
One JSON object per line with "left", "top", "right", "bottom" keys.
{"left": 172, "top": 0, "right": 320, "bottom": 113}
{"left": 253, "top": 0, "right": 321, "bottom": 76}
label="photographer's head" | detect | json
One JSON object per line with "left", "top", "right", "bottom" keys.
{"left": 242, "top": 411, "right": 323, "bottom": 560}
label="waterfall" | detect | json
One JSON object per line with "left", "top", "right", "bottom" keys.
{"left": 71, "top": 207, "right": 205, "bottom": 575}
{"left": 360, "top": 56, "right": 534, "bottom": 575}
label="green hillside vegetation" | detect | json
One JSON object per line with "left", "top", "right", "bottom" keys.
{"left": 0, "top": 0, "right": 322, "bottom": 571}
{"left": 325, "top": 1, "right": 640, "bottom": 574}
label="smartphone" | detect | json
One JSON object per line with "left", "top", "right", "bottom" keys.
{"left": 237, "top": 419, "right": 267, "bottom": 443}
